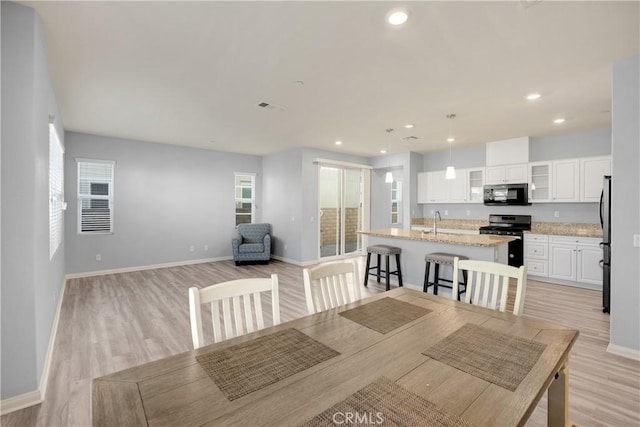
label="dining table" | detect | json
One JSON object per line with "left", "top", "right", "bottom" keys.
{"left": 92, "top": 287, "right": 578, "bottom": 426}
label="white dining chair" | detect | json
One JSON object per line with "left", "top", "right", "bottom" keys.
{"left": 303, "top": 260, "right": 361, "bottom": 314}
{"left": 188, "top": 274, "right": 280, "bottom": 348}
{"left": 452, "top": 258, "right": 527, "bottom": 316}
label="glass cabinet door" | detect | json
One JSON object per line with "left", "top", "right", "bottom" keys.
{"left": 529, "top": 163, "right": 551, "bottom": 202}
{"left": 467, "top": 168, "right": 484, "bottom": 203}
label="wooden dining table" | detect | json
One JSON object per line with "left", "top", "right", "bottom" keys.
{"left": 92, "top": 288, "right": 578, "bottom": 426}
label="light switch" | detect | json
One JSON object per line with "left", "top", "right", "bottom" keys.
{"left": 634, "top": 234, "right": 640, "bottom": 248}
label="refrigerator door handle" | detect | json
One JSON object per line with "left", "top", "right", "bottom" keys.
{"left": 599, "top": 189, "right": 604, "bottom": 228}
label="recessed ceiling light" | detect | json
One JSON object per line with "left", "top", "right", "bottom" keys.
{"left": 380, "top": 149, "right": 387, "bottom": 154}
{"left": 526, "top": 93, "right": 541, "bottom": 101}
{"left": 335, "top": 140, "right": 342, "bottom": 146}
{"left": 404, "top": 124, "right": 414, "bottom": 129}
{"left": 553, "top": 118, "right": 566, "bottom": 124}
{"left": 447, "top": 137, "right": 455, "bottom": 143}
{"left": 387, "top": 8, "right": 409, "bottom": 25}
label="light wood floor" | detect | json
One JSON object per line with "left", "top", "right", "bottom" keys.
{"left": 2, "top": 259, "right": 639, "bottom": 426}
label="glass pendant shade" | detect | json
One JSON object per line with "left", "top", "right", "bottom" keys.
{"left": 385, "top": 172, "right": 394, "bottom": 183}
{"left": 445, "top": 166, "right": 456, "bottom": 180}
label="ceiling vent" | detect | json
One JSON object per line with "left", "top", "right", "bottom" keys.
{"left": 402, "top": 136, "right": 419, "bottom": 141}
{"left": 257, "top": 102, "right": 285, "bottom": 112}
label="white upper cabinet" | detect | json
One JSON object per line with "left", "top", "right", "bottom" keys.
{"left": 580, "top": 156, "right": 611, "bottom": 202}
{"left": 485, "top": 163, "right": 528, "bottom": 184}
{"left": 552, "top": 159, "right": 580, "bottom": 202}
{"left": 417, "top": 169, "right": 469, "bottom": 203}
{"left": 467, "top": 168, "right": 484, "bottom": 203}
{"left": 417, "top": 172, "right": 430, "bottom": 204}
{"left": 528, "top": 162, "right": 552, "bottom": 202}
{"left": 448, "top": 169, "right": 468, "bottom": 202}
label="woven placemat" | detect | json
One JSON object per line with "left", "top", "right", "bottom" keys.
{"left": 423, "top": 323, "right": 547, "bottom": 391}
{"left": 338, "top": 297, "right": 431, "bottom": 334}
{"left": 196, "top": 328, "right": 340, "bottom": 400}
{"left": 301, "top": 377, "right": 474, "bottom": 427}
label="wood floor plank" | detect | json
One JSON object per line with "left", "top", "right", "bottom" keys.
{"left": 1, "top": 259, "right": 638, "bottom": 427}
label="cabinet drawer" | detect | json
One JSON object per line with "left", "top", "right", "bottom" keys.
{"left": 525, "top": 259, "right": 548, "bottom": 277}
{"left": 524, "top": 233, "right": 548, "bottom": 243}
{"left": 550, "top": 235, "right": 600, "bottom": 246}
{"left": 525, "top": 242, "right": 548, "bottom": 259}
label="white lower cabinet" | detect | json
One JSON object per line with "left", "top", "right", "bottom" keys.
{"left": 548, "top": 244, "right": 576, "bottom": 281}
{"left": 525, "top": 234, "right": 602, "bottom": 288}
{"left": 524, "top": 234, "right": 549, "bottom": 278}
{"left": 548, "top": 236, "right": 602, "bottom": 288}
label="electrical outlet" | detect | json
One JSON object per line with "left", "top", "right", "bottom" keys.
{"left": 554, "top": 211, "right": 560, "bottom": 218}
{"left": 189, "top": 245, "right": 195, "bottom": 252}
{"left": 96, "top": 254, "right": 102, "bottom": 261}
{"left": 291, "top": 216, "right": 295, "bottom": 222}
{"left": 284, "top": 244, "right": 288, "bottom": 251}
{"left": 634, "top": 234, "right": 640, "bottom": 248}
{"left": 444, "top": 210, "right": 448, "bottom": 216}
{"left": 310, "top": 216, "right": 314, "bottom": 222}
{"left": 204, "top": 244, "right": 209, "bottom": 251}
{"left": 466, "top": 210, "right": 471, "bottom": 216}
{"left": 430, "top": 210, "right": 434, "bottom": 215}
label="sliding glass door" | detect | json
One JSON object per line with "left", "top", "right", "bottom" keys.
{"left": 318, "top": 166, "right": 364, "bottom": 259}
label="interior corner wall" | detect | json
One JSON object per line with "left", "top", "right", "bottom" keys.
{"left": 64, "top": 132, "right": 262, "bottom": 274}
{"left": 1, "top": 1, "right": 66, "bottom": 400}
{"left": 261, "top": 149, "right": 304, "bottom": 262}
{"left": 610, "top": 54, "right": 640, "bottom": 352}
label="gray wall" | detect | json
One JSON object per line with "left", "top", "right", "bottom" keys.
{"left": 261, "top": 149, "right": 303, "bottom": 261}
{"left": 610, "top": 55, "right": 640, "bottom": 352}
{"left": 420, "top": 128, "right": 612, "bottom": 224}
{"left": 1, "top": 1, "right": 66, "bottom": 399}
{"left": 530, "top": 128, "right": 611, "bottom": 161}
{"left": 262, "top": 148, "right": 369, "bottom": 263}
{"left": 64, "top": 132, "right": 262, "bottom": 274}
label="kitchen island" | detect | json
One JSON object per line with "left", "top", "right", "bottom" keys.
{"left": 358, "top": 228, "right": 514, "bottom": 289}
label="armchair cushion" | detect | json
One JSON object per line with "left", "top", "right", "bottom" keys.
{"left": 232, "top": 223, "right": 271, "bottom": 264}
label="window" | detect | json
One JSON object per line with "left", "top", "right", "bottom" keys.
{"left": 77, "top": 159, "right": 114, "bottom": 233}
{"left": 49, "top": 123, "right": 64, "bottom": 259}
{"left": 391, "top": 180, "right": 402, "bottom": 225}
{"left": 234, "top": 173, "right": 255, "bottom": 226}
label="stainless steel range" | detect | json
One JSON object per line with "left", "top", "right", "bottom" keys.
{"left": 479, "top": 214, "right": 532, "bottom": 267}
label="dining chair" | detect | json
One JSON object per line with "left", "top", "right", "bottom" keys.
{"left": 452, "top": 258, "right": 527, "bottom": 316}
{"left": 303, "top": 260, "right": 361, "bottom": 314}
{"left": 188, "top": 274, "right": 280, "bottom": 348}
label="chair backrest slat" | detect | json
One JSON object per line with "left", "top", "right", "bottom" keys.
{"left": 188, "top": 274, "right": 280, "bottom": 348}
{"left": 303, "top": 260, "right": 361, "bottom": 314}
{"left": 452, "top": 258, "right": 527, "bottom": 316}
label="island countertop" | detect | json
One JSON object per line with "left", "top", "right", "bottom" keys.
{"left": 358, "top": 228, "right": 514, "bottom": 247}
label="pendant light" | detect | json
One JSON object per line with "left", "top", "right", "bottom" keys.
{"left": 385, "top": 171, "right": 394, "bottom": 183}
{"left": 445, "top": 113, "right": 456, "bottom": 180}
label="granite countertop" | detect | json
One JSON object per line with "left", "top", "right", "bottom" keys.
{"left": 411, "top": 218, "right": 602, "bottom": 238}
{"left": 530, "top": 222, "right": 602, "bottom": 238}
{"left": 358, "top": 228, "right": 514, "bottom": 248}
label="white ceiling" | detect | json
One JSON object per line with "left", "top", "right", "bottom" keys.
{"left": 25, "top": 1, "right": 639, "bottom": 157}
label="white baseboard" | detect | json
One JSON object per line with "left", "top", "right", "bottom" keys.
{"left": 607, "top": 343, "right": 640, "bottom": 361}
{"left": 65, "top": 256, "right": 233, "bottom": 279}
{"left": 0, "top": 390, "right": 41, "bottom": 416}
{"left": 0, "top": 278, "right": 67, "bottom": 415}
{"left": 39, "top": 278, "right": 67, "bottom": 400}
{"left": 270, "top": 255, "right": 316, "bottom": 267}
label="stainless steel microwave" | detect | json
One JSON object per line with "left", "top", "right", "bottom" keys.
{"left": 483, "top": 183, "right": 530, "bottom": 206}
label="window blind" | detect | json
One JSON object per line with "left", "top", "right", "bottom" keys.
{"left": 77, "top": 160, "right": 114, "bottom": 233}
{"left": 49, "top": 124, "right": 64, "bottom": 258}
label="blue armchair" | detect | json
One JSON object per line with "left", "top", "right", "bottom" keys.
{"left": 232, "top": 223, "right": 272, "bottom": 265}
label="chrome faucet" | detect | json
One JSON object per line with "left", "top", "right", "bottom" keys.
{"left": 433, "top": 210, "right": 442, "bottom": 236}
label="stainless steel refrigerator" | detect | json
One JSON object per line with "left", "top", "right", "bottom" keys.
{"left": 600, "top": 175, "right": 612, "bottom": 313}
